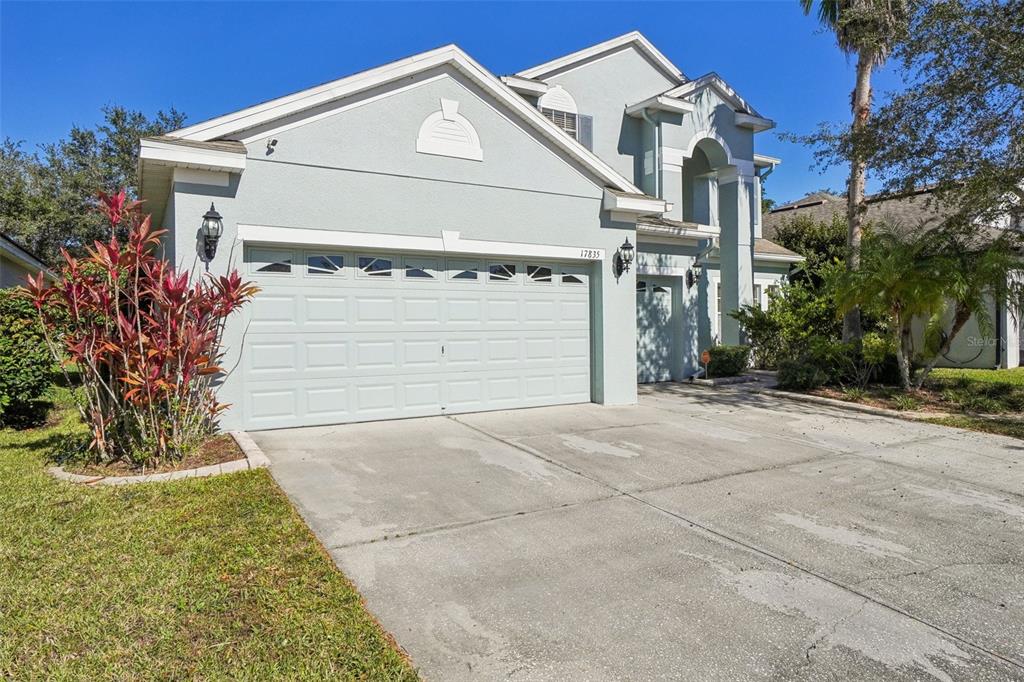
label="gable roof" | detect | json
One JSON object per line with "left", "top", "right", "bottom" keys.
{"left": 164, "top": 44, "right": 644, "bottom": 196}
{"left": 516, "top": 31, "right": 685, "bottom": 84}
{"left": 665, "top": 72, "right": 763, "bottom": 118}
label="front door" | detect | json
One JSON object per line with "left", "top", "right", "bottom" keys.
{"left": 636, "top": 276, "right": 675, "bottom": 383}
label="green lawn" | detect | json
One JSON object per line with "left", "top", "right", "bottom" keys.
{"left": 0, "top": 408, "right": 418, "bottom": 680}
{"left": 923, "top": 415, "right": 1024, "bottom": 440}
{"left": 929, "top": 367, "right": 1024, "bottom": 386}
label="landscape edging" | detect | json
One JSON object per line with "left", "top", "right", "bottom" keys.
{"left": 47, "top": 431, "right": 270, "bottom": 486}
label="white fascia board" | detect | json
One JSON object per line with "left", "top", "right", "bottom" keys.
{"left": 167, "top": 46, "right": 641, "bottom": 195}
{"left": 603, "top": 189, "right": 669, "bottom": 215}
{"left": 238, "top": 225, "right": 443, "bottom": 253}
{"left": 441, "top": 231, "right": 604, "bottom": 261}
{"left": 139, "top": 139, "right": 246, "bottom": 173}
{"left": 500, "top": 75, "right": 548, "bottom": 96}
{"left": 753, "top": 153, "right": 782, "bottom": 167}
{"left": 735, "top": 113, "right": 775, "bottom": 133}
{"left": 517, "top": 31, "right": 685, "bottom": 83}
{"left": 754, "top": 252, "right": 804, "bottom": 264}
{"left": 237, "top": 225, "right": 606, "bottom": 261}
{"left": 625, "top": 96, "right": 695, "bottom": 118}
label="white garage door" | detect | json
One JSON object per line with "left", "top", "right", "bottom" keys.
{"left": 240, "top": 246, "right": 592, "bottom": 430}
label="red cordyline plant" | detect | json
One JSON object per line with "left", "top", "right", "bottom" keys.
{"left": 27, "top": 190, "right": 258, "bottom": 465}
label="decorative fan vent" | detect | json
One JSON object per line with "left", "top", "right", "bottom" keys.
{"left": 416, "top": 98, "right": 483, "bottom": 161}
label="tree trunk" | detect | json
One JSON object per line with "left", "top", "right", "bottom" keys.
{"left": 844, "top": 51, "right": 874, "bottom": 343}
{"left": 915, "top": 304, "right": 973, "bottom": 389}
{"left": 892, "top": 311, "right": 912, "bottom": 390}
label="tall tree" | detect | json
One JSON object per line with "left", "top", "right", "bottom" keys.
{"left": 866, "top": 0, "right": 1024, "bottom": 229}
{"left": 799, "top": 0, "right": 909, "bottom": 342}
{"left": 0, "top": 105, "right": 185, "bottom": 265}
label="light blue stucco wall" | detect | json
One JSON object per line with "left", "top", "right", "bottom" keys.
{"left": 169, "top": 66, "right": 639, "bottom": 429}
{"left": 539, "top": 45, "right": 677, "bottom": 185}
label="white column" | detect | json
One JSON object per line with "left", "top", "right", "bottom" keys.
{"left": 717, "top": 167, "right": 755, "bottom": 345}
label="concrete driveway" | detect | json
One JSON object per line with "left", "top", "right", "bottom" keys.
{"left": 253, "top": 384, "right": 1024, "bottom": 681}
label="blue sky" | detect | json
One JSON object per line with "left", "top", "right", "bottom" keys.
{"left": 0, "top": 1, "right": 904, "bottom": 205}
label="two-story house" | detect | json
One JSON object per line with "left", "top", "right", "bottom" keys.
{"left": 138, "top": 32, "right": 801, "bottom": 431}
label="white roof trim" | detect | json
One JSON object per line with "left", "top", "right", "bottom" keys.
{"left": 0, "top": 236, "right": 50, "bottom": 277}
{"left": 625, "top": 95, "right": 695, "bottom": 118}
{"left": 237, "top": 224, "right": 606, "bottom": 261}
{"left": 755, "top": 252, "right": 805, "bottom": 264}
{"left": 500, "top": 75, "right": 548, "bottom": 97}
{"left": 167, "top": 45, "right": 641, "bottom": 194}
{"left": 666, "top": 72, "right": 762, "bottom": 118}
{"left": 517, "top": 31, "right": 684, "bottom": 83}
{"left": 735, "top": 112, "right": 775, "bottom": 133}
{"left": 753, "top": 154, "right": 782, "bottom": 168}
{"left": 139, "top": 138, "right": 247, "bottom": 174}
{"left": 602, "top": 189, "right": 669, "bottom": 215}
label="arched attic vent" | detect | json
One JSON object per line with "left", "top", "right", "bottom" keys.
{"left": 416, "top": 98, "right": 483, "bottom": 161}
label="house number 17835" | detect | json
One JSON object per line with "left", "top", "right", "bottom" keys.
{"left": 579, "top": 248, "right": 602, "bottom": 259}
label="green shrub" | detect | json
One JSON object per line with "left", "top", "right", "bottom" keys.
{"left": 707, "top": 344, "right": 750, "bottom": 377}
{"left": 777, "top": 357, "right": 829, "bottom": 390}
{"left": 959, "top": 394, "right": 1002, "bottom": 414}
{"left": 0, "top": 288, "right": 53, "bottom": 427}
{"left": 842, "top": 387, "right": 866, "bottom": 402}
{"left": 892, "top": 394, "right": 922, "bottom": 411}
{"left": 731, "top": 279, "right": 842, "bottom": 369}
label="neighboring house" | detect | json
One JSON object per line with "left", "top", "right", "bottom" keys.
{"left": 138, "top": 32, "right": 800, "bottom": 431}
{"left": 763, "top": 188, "right": 1022, "bottom": 370}
{"left": 0, "top": 233, "right": 49, "bottom": 289}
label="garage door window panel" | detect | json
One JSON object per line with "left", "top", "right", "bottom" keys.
{"left": 404, "top": 257, "right": 439, "bottom": 280}
{"left": 561, "top": 265, "right": 588, "bottom": 286}
{"left": 488, "top": 263, "right": 518, "bottom": 283}
{"left": 250, "top": 248, "right": 294, "bottom": 275}
{"left": 358, "top": 255, "right": 394, "bottom": 278}
{"left": 527, "top": 264, "right": 553, "bottom": 284}
{"left": 447, "top": 259, "right": 481, "bottom": 282}
{"left": 306, "top": 253, "right": 346, "bottom": 277}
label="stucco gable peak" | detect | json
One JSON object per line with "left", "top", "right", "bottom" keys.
{"left": 666, "top": 72, "right": 763, "bottom": 118}
{"left": 516, "top": 31, "right": 686, "bottom": 83}
{"left": 158, "top": 43, "right": 642, "bottom": 195}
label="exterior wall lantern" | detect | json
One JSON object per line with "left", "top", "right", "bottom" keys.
{"left": 200, "top": 203, "right": 224, "bottom": 261}
{"left": 614, "top": 237, "right": 635, "bottom": 278}
{"left": 686, "top": 262, "right": 703, "bottom": 289}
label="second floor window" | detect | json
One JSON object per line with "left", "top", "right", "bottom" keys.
{"left": 541, "top": 108, "right": 578, "bottom": 140}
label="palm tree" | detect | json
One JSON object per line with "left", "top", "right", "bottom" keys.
{"left": 832, "top": 225, "right": 946, "bottom": 389}
{"left": 800, "top": 0, "right": 908, "bottom": 342}
{"left": 914, "top": 227, "right": 1024, "bottom": 388}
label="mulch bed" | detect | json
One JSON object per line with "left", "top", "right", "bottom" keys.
{"left": 809, "top": 386, "right": 951, "bottom": 413}
{"left": 65, "top": 434, "right": 244, "bottom": 477}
